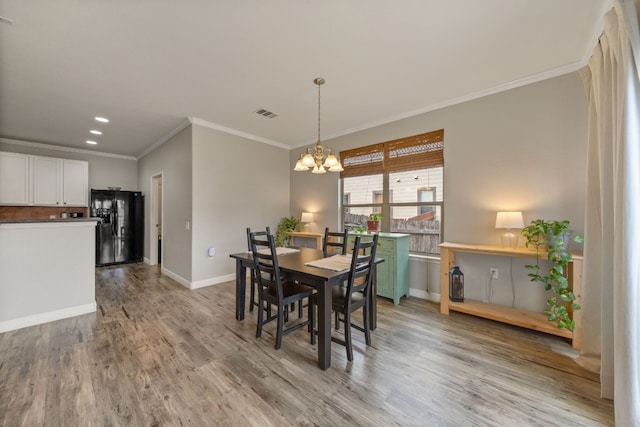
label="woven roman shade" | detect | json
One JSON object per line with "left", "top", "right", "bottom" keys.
{"left": 384, "top": 129, "right": 444, "bottom": 173}
{"left": 339, "top": 143, "right": 384, "bottom": 177}
{"left": 340, "top": 129, "right": 444, "bottom": 177}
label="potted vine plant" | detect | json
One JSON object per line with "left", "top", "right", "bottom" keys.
{"left": 521, "top": 219, "right": 584, "bottom": 330}
{"left": 275, "top": 216, "right": 301, "bottom": 246}
{"left": 367, "top": 212, "right": 383, "bottom": 232}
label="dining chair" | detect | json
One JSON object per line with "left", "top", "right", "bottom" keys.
{"left": 311, "top": 234, "right": 379, "bottom": 362}
{"left": 246, "top": 227, "right": 270, "bottom": 312}
{"left": 250, "top": 232, "right": 315, "bottom": 350}
{"left": 322, "top": 227, "right": 350, "bottom": 328}
{"left": 322, "top": 227, "right": 348, "bottom": 255}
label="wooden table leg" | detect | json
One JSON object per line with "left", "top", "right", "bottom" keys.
{"left": 317, "top": 283, "right": 331, "bottom": 370}
{"left": 370, "top": 264, "right": 377, "bottom": 330}
{"left": 235, "top": 261, "right": 246, "bottom": 320}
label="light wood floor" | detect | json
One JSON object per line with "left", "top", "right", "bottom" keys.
{"left": 0, "top": 263, "right": 613, "bottom": 426}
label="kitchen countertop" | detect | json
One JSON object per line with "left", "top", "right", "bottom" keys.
{"left": 0, "top": 217, "right": 102, "bottom": 224}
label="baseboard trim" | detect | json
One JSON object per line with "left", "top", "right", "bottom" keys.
{"left": 190, "top": 274, "right": 236, "bottom": 290}
{"left": 160, "top": 267, "right": 234, "bottom": 290}
{"left": 161, "top": 267, "right": 190, "bottom": 288}
{"left": 408, "top": 289, "right": 440, "bottom": 303}
{"left": 0, "top": 302, "right": 97, "bottom": 333}
{"left": 409, "top": 288, "right": 430, "bottom": 300}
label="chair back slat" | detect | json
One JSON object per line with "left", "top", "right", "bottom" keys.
{"left": 246, "top": 227, "right": 270, "bottom": 251}
{"left": 345, "top": 234, "right": 378, "bottom": 306}
{"left": 249, "top": 232, "right": 283, "bottom": 299}
{"left": 323, "top": 227, "right": 348, "bottom": 254}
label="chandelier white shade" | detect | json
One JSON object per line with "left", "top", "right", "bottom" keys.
{"left": 294, "top": 78, "right": 344, "bottom": 174}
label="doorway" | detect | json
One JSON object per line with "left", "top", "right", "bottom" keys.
{"left": 150, "top": 173, "right": 163, "bottom": 266}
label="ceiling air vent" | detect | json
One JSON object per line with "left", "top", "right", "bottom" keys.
{"left": 255, "top": 108, "right": 278, "bottom": 119}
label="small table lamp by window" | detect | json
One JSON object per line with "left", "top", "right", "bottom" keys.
{"left": 301, "top": 212, "right": 314, "bottom": 231}
{"left": 495, "top": 211, "right": 524, "bottom": 248}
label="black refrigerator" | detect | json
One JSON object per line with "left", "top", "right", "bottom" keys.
{"left": 91, "top": 189, "right": 144, "bottom": 266}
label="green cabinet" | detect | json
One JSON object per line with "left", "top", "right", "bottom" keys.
{"left": 348, "top": 232, "right": 410, "bottom": 304}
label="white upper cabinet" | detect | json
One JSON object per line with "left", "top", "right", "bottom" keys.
{"left": 62, "top": 160, "right": 89, "bottom": 206}
{"left": 33, "top": 156, "right": 89, "bottom": 207}
{"left": 33, "top": 156, "right": 62, "bottom": 206}
{"left": 1, "top": 152, "right": 89, "bottom": 207}
{"left": 0, "top": 152, "right": 32, "bottom": 205}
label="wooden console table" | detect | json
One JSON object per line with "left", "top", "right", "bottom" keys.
{"left": 287, "top": 231, "right": 323, "bottom": 249}
{"left": 439, "top": 242, "right": 583, "bottom": 349}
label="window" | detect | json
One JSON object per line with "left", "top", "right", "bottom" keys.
{"left": 418, "top": 187, "right": 435, "bottom": 215}
{"left": 343, "top": 193, "right": 351, "bottom": 214}
{"left": 340, "top": 129, "right": 444, "bottom": 255}
{"left": 372, "top": 191, "right": 383, "bottom": 214}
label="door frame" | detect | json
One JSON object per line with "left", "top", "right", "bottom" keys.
{"left": 149, "top": 172, "right": 163, "bottom": 266}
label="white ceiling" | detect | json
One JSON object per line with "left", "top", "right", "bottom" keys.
{"left": 0, "top": 1, "right": 610, "bottom": 158}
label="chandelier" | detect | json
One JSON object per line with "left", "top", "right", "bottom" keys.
{"left": 294, "top": 78, "right": 344, "bottom": 174}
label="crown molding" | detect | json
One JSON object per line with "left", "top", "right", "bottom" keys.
{"left": 0, "top": 137, "right": 137, "bottom": 160}
{"left": 189, "top": 117, "right": 289, "bottom": 150}
{"left": 290, "top": 60, "right": 589, "bottom": 150}
{"left": 137, "top": 118, "right": 192, "bottom": 159}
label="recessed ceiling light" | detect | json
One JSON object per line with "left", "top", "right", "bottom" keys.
{"left": 95, "top": 117, "right": 109, "bottom": 123}
{"left": 86, "top": 140, "right": 98, "bottom": 145}
{"left": 90, "top": 130, "right": 102, "bottom": 135}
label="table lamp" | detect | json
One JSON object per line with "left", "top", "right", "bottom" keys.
{"left": 301, "top": 212, "right": 314, "bottom": 231}
{"left": 495, "top": 211, "right": 524, "bottom": 248}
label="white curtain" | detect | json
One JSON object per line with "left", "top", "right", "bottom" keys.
{"left": 580, "top": 0, "right": 640, "bottom": 423}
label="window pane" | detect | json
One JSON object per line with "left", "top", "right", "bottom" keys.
{"left": 342, "top": 174, "right": 383, "bottom": 210}
{"left": 389, "top": 167, "right": 443, "bottom": 202}
{"left": 343, "top": 206, "right": 375, "bottom": 230}
{"left": 391, "top": 205, "right": 442, "bottom": 254}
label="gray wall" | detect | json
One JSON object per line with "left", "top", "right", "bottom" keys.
{"left": 136, "top": 123, "right": 290, "bottom": 287}
{"left": 0, "top": 139, "right": 138, "bottom": 191}
{"left": 138, "top": 126, "right": 193, "bottom": 281}
{"left": 289, "top": 72, "right": 588, "bottom": 308}
{"left": 191, "top": 125, "right": 290, "bottom": 283}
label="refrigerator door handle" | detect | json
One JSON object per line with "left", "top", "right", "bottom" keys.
{"left": 111, "top": 211, "right": 117, "bottom": 236}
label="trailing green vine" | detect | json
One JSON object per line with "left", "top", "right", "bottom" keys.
{"left": 521, "top": 219, "right": 584, "bottom": 331}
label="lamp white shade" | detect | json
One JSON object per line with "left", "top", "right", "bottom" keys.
{"left": 495, "top": 211, "right": 524, "bottom": 229}
{"left": 301, "top": 212, "right": 314, "bottom": 223}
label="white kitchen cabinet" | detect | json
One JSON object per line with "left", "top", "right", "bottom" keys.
{"left": 0, "top": 152, "right": 32, "bottom": 205}
{"left": 62, "top": 160, "right": 89, "bottom": 206}
{"left": 32, "top": 156, "right": 89, "bottom": 207}
{"left": 33, "top": 156, "right": 62, "bottom": 206}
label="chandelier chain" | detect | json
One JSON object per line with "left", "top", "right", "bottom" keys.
{"left": 317, "top": 80, "right": 321, "bottom": 145}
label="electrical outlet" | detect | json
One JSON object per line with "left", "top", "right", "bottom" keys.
{"left": 490, "top": 268, "right": 499, "bottom": 279}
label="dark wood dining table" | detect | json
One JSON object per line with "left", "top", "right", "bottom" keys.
{"left": 229, "top": 247, "right": 381, "bottom": 370}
